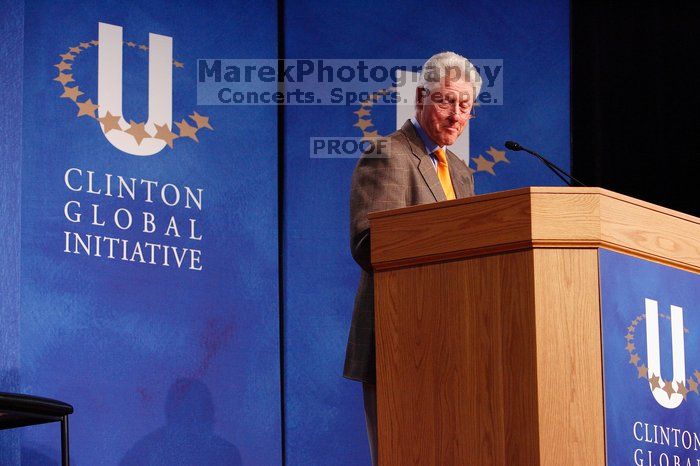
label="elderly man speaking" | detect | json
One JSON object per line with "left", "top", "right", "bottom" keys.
{"left": 343, "top": 51, "right": 482, "bottom": 465}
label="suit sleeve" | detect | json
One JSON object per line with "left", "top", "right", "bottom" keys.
{"left": 349, "top": 147, "right": 409, "bottom": 273}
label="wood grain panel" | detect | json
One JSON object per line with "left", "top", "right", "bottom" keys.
{"left": 599, "top": 194, "right": 700, "bottom": 271}
{"left": 370, "top": 187, "right": 700, "bottom": 274}
{"left": 375, "top": 251, "right": 540, "bottom": 465}
{"left": 532, "top": 249, "right": 605, "bottom": 465}
{"left": 371, "top": 193, "right": 532, "bottom": 267}
{"left": 530, "top": 192, "right": 600, "bottom": 240}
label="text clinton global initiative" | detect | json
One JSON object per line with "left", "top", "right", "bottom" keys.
{"left": 62, "top": 167, "right": 204, "bottom": 271}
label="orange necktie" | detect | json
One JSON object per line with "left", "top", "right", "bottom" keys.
{"left": 433, "top": 148, "right": 456, "bottom": 200}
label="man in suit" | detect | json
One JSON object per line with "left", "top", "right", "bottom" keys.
{"left": 343, "top": 51, "right": 482, "bottom": 465}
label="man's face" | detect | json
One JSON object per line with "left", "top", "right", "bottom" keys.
{"left": 415, "top": 77, "right": 475, "bottom": 147}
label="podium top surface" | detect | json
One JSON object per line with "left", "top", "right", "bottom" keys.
{"left": 369, "top": 187, "right": 700, "bottom": 273}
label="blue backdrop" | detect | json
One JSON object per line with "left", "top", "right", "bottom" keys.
{"left": 1, "top": 0, "right": 569, "bottom": 464}
{"left": 8, "top": 1, "right": 281, "bottom": 464}
{"left": 0, "top": 1, "right": 24, "bottom": 464}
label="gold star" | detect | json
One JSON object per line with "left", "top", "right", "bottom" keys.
{"left": 54, "top": 61, "right": 72, "bottom": 72}
{"left": 98, "top": 111, "right": 122, "bottom": 133}
{"left": 126, "top": 41, "right": 136, "bottom": 47}
{"left": 662, "top": 380, "right": 676, "bottom": 399}
{"left": 354, "top": 108, "right": 370, "bottom": 117}
{"left": 125, "top": 120, "right": 150, "bottom": 145}
{"left": 354, "top": 119, "right": 373, "bottom": 131}
{"left": 60, "top": 86, "right": 84, "bottom": 102}
{"left": 637, "top": 365, "right": 648, "bottom": 379}
{"left": 625, "top": 333, "right": 634, "bottom": 341}
{"left": 189, "top": 111, "right": 213, "bottom": 130}
{"left": 649, "top": 374, "right": 661, "bottom": 390}
{"left": 54, "top": 73, "right": 74, "bottom": 85}
{"left": 472, "top": 155, "right": 496, "bottom": 175}
{"left": 629, "top": 354, "right": 640, "bottom": 365}
{"left": 487, "top": 146, "right": 509, "bottom": 164}
{"left": 625, "top": 342, "right": 636, "bottom": 352}
{"left": 688, "top": 378, "right": 699, "bottom": 394}
{"left": 90, "top": 40, "right": 99, "bottom": 46}
{"left": 360, "top": 100, "right": 373, "bottom": 108}
{"left": 676, "top": 381, "right": 688, "bottom": 399}
{"left": 627, "top": 325, "right": 634, "bottom": 332}
{"left": 175, "top": 119, "right": 199, "bottom": 142}
{"left": 59, "top": 52, "right": 75, "bottom": 61}
{"left": 138, "top": 44, "right": 148, "bottom": 51}
{"left": 694, "top": 370, "right": 700, "bottom": 381}
{"left": 76, "top": 99, "right": 98, "bottom": 118}
{"left": 79, "top": 42, "right": 91, "bottom": 49}
{"left": 173, "top": 60, "right": 184, "bottom": 68}
{"left": 154, "top": 123, "right": 178, "bottom": 148}
{"left": 69, "top": 46, "right": 82, "bottom": 54}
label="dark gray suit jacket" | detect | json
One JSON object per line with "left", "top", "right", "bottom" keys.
{"left": 343, "top": 119, "right": 475, "bottom": 384}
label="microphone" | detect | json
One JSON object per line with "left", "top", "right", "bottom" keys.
{"left": 504, "top": 140, "right": 586, "bottom": 187}
{"left": 504, "top": 141, "right": 522, "bottom": 152}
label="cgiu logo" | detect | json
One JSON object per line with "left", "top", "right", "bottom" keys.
{"left": 644, "top": 299, "right": 686, "bottom": 409}
{"left": 52, "top": 22, "right": 213, "bottom": 156}
{"left": 98, "top": 22, "right": 172, "bottom": 156}
{"left": 626, "top": 298, "right": 699, "bottom": 409}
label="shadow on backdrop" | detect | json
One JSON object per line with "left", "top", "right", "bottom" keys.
{"left": 120, "top": 378, "right": 241, "bottom": 466}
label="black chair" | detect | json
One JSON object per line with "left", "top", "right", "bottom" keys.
{"left": 0, "top": 392, "right": 73, "bottom": 465}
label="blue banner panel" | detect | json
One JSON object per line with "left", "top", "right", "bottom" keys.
{"left": 19, "top": 1, "right": 280, "bottom": 464}
{"left": 600, "top": 249, "right": 700, "bottom": 466}
{"left": 0, "top": 0, "right": 24, "bottom": 462}
{"left": 283, "top": 1, "right": 570, "bottom": 464}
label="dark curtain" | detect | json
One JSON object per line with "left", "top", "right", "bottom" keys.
{"left": 571, "top": 3, "right": 700, "bottom": 216}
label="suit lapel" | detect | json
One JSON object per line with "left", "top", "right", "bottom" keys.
{"left": 399, "top": 120, "right": 446, "bottom": 202}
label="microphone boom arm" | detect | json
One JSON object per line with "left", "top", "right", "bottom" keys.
{"left": 504, "top": 141, "right": 586, "bottom": 187}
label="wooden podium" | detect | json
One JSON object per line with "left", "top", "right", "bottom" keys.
{"left": 369, "top": 187, "right": 700, "bottom": 465}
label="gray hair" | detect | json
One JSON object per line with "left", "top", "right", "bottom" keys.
{"left": 417, "top": 51, "right": 482, "bottom": 97}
